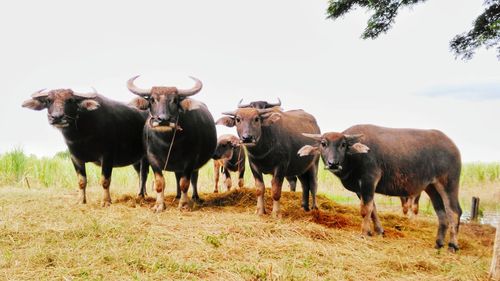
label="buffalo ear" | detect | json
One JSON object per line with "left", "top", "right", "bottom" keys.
{"left": 180, "top": 98, "right": 202, "bottom": 111}
{"left": 348, "top": 142, "right": 370, "bottom": 154}
{"left": 297, "top": 145, "right": 320, "bottom": 157}
{"left": 79, "top": 99, "right": 100, "bottom": 111}
{"left": 129, "top": 97, "right": 150, "bottom": 110}
{"left": 215, "top": 116, "right": 235, "bottom": 127}
{"left": 22, "top": 99, "right": 47, "bottom": 111}
{"left": 262, "top": 113, "right": 281, "bottom": 126}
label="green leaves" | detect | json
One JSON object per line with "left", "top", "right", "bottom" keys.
{"left": 326, "top": 0, "right": 499, "bottom": 59}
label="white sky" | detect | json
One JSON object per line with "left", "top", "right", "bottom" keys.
{"left": 1, "top": 0, "right": 499, "bottom": 162}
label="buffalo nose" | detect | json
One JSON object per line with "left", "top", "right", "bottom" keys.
{"left": 327, "top": 160, "right": 339, "bottom": 168}
{"left": 49, "top": 114, "right": 63, "bottom": 124}
{"left": 157, "top": 114, "right": 167, "bottom": 121}
{"left": 241, "top": 135, "right": 254, "bottom": 143}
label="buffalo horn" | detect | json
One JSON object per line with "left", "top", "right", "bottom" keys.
{"left": 127, "top": 75, "right": 152, "bottom": 96}
{"left": 177, "top": 76, "right": 202, "bottom": 97}
{"left": 31, "top": 89, "right": 48, "bottom": 99}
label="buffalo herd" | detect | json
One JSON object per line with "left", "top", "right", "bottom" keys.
{"left": 22, "top": 76, "right": 462, "bottom": 251}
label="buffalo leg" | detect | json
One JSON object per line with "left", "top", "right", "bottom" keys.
{"left": 271, "top": 175, "right": 284, "bottom": 218}
{"left": 412, "top": 194, "right": 421, "bottom": 215}
{"left": 434, "top": 180, "right": 461, "bottom": 252}
{"left": 134, "top": 157, "right": 149, "bottom": 198}
{"left": 286, "top": 176, "right": 297, "bottom": 192}
{"left": 223, "top": 168, "right": 232, "bottom": 191}
{"left": 153, "top": 170, "right": 166, "bottom": 213}
{"left": 400, "top": 197, "right": 410, "bottom": 215}
{"left": 175, "top": 172, "right": 182, "bottom": 199}
{"left": 360, "top": 195, "right": 375, "bottom": 236}
{"left": 251, "top": 163, "right": 266, "bottom": 215}
{"left": 71, "top": 158, "right": 87, "bottom": 204}
{"left": 178, "top": 172, "right": 192, "bottom": 210}
{"left": 191, "top": 171, "right": 202, "bottom": 202}
{"left": 213, "top": 162, "right": 220, "bottom": 193}
{"left": 238, "top": 166, "right": 245, "bottom": 188}
{"left": 425, "top": 184, "right": 448, "bottom": 249}
{"left": 371, "top": 202, "right": 384, "bottom": 235}
{"left": 100, "top": 158, "right": 113, "bottom": 207}
{"left": 359, "top": 179, "right": 378, "bottom": 236}
{"left": 297, "top": 175, "right": 310, "bottom": 211}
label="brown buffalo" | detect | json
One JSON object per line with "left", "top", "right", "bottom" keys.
{"left": 299, "top": 124, "right": 462, "bottom": 251}
{"left": 216, "top": 106, "right": 320, "bottom": 217}
{"left": 212, "top": 134, "right": 245, "bottom": 192}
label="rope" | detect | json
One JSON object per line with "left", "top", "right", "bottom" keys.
{"left": 163, "top": 115, "right": 180, "bottom": 171}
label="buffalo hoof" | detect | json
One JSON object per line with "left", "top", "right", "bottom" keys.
{"left": 77, "top": 198, "right": 87, "bottom": 205}
{"left": 178, "top": 202, "right": 191, "bottom": 212}
{"left": 361, "top": 230, "right": 373, "bottom": 237}
{"left": 175, "top": 195, "right": 181, "bottom": 200}
{"left": 192, "top": 196, "right": 204, "bottom": 203}
{"left": 302, "top": 206, "right": 310, "bottom": 212}
{"left": 272, "top": 211, "right": 282, "bottom": 219}
{"left": 213, "top": 190, "right": 219, "bottom": 194}
{"left": 152, "top": 203, "right": 165, "bottom": 213}
{"left": 374, "top": 226, "right": 385, "bottom": 236}
{"left": 102, "top": 201, "right": 111, "bottom": 207}
{"left": 448, "top": 243, "right": 459, "bottom": 253}
{"left": 434, "top": 240, "right": 445, "bottom": 249}
{"left": 255, "top": 208, "right": 266, "bottom": 216}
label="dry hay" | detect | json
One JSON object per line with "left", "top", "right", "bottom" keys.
{"left": 0, "top": 186, "right": 496, "bottom": 281}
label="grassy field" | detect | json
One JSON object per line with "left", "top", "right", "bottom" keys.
{"left": 0, "top": 149, "right": 499, "bottom": 280}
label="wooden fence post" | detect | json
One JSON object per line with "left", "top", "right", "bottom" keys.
{"left": 471, "top": 197, "right": 480, "bottom": 221}
{"left": 490, "top": 220, "right": 500, "bottom": 280}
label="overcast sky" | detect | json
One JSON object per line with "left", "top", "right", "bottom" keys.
{"left": 1, "top": 0, "right": 499, "bottom": 162}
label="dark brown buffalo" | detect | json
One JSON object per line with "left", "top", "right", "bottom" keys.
{"left": 212, "top": 134, "right": 245, "bottom": 192}
{"left": 22, "top": 89, "right": 149, "bottom": 205}
{"left": 216, "top": 107, "right": 320, "bottom": 217}
{"left": 237, "top": 99, "right": 298, "bottom": 192}
{"left": 298, "top": 124, "right": 462, "bottom": 251}
{"left": 128, "top": 76, "right": 217, "bottom": 212}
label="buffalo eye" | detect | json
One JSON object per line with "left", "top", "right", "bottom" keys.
{"left": 340, "top": 142, "right": 346, "bottom": 149}
{"left": 321, "top": 140, "right": 327, "bottom": 148}
{"left": 235, "top": 117, "right": 241, "bottom": 123}
{"left": 254, "top": 117, "right": 260, "bottom": 123}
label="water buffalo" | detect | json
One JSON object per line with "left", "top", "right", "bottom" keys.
{"left": 298, "top": 124, "right": 462, "bottom": 251}
{"left": 22, "top": 89, "right": 149, "bottom": 205}
{"left": 128, "top": 76, "right": 217, "bottom": 212}
{"left": 212, "top": 134, "right": 245, "bottom": 192}
{"left": 237, "top": 99, "right": 298, "bottom": 192}
{"left": 216, "top": 107, "right": 320, "bottom": 217}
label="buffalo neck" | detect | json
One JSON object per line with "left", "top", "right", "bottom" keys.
{"left": 59, "top": 111, "right": 96, "bottom": 142}
{"left": 245, "top": 126, "right": 276, "bottom": 160}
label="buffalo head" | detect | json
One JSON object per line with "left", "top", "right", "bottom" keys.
{"left": 127, "top": 75, "right": 203, "bottom": 132}
{"left": 215, "top": 107, "right": 281, "bottom": 146}
{"left": 213, "top": 134, "right": 241, "bottom": 160}
{"left": 22, "top": 89, "right": 100, "bottom": 128}
{"left": 298, "top": 132, "right": 369, "bottom": 172}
